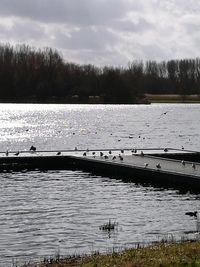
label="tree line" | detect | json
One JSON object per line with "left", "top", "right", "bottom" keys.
{"left": 0, "top": 43, "right": 200, "bottom": 103}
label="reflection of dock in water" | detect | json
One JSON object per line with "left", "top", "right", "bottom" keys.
{"left": 1, "top": 148, "right": 200, "bottom": 190}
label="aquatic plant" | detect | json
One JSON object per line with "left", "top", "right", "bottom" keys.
{"left": 99, "top": 219, "right": 118, "bottom": 231}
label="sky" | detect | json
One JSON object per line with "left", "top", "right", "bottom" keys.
{"left": 0, "top": 0, "right": 199, "bottom": 66}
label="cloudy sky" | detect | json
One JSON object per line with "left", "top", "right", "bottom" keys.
{"left": 0, "top": 0, "right": 199, "bottom": 66}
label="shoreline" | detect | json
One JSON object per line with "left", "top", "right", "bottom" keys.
{"left": 145, "top": 94, "right": 200, "bottom": 103}
{"left": 21, "top": 239, "right": 200, "bottom": 267}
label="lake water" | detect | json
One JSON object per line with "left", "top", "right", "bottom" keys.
{"left": 0, "top": 103, "right": 200, "bottom": 266}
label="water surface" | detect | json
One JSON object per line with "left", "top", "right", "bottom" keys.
{"left": 0, "top": 104, "right": 200, "bottom": 266}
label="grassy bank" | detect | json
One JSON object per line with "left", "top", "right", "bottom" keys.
{"left": 22, "top": 240, "right": 200, "bottom": 267}
{"left": 145, "top": 94, "right": 200, "bottom": 103}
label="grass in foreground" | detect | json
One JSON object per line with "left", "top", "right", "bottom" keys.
{"left": 22, "top": 240, "right": 200, "bottom": 267}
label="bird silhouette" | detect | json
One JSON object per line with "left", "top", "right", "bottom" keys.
{"left": 192, "top": 163, "right": 196, "bottom": 169}
{"left": 30, "top": 145, "right": 36, "bottom": 152}
{"left": 119, "top": 154, "right": 123, "bottom": 161}
{"left": 159, "top": 111, "right": 169, "bottom": 118}
{"left": 56, "top": 151, "right": 61, "bottom": 155}
{"left": 181, "top": 160, "right": 185, "bottom": 166}
{"left": 156, "top": 163, "right": 161, "bottom": 169}
{"left": 185, "top": 211, "right": 198, "bottom": 218}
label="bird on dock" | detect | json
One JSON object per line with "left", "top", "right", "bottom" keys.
{"left": 109, "top": 150, "right": 112, "bottom": 154}
{"left": 181, "top": 160, "right": 185, "bottom": 166}
{"left": 104, "top": 155, "right": 109, "bottom": 159}
{"left": 74, "top": 147, "right": 78, "bottom": 151}
{"left": 144, "top": 163, "right": 149, "bottom": 168}
{"left": 185, "top": 211, "right": 198, "bottom": 218}
{"left": 140, "top": 151, "right": 144, "bottom": 156}
{"left": 92, "top": 152, "right": 96, "bottom": 156}
{"left": 112, "top": 156, "right": 116, "bottom": 160}
{"left": 83, "top": 152, "right": 87, "bottom": 156}
{"left": 30, "top": 145, "right": 36, "bottom": 152}
{"left": 100, "top": 152, "right": 104, "bottom": 157}
{"left": 156, "top": 163, "right": 161, "bottom": 169}
{"left": 131, "top": 149, "right": 137, "bottom": 153}
{"left": 15, "top": 151, "right": 20, "bottom": 156}
{"left": 192, "top": 163, "right": 196, "bottom": 169}
{"left": 121, "top": 149, "right": 124, "bottom": 153}
{"left": 56, "top": 151, "right": 61, "bottom": 155}
{"left": 119, "top": 154, "right": 123, "bottom": 161}
{"left": 5, "top": 150, "right": 9, "bottom": 156}
{"left": 164, "top": 148, "right": 168, "bottom": 152}
{"left": 182, "top": 146, "right": 184, "bottom": 150}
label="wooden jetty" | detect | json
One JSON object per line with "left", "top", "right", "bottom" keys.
{"left": 1, "top": 148, "right": 200, "bottom": 190}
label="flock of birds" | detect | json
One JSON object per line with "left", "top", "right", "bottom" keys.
{"left": 80, "top": 148, "right": 198, "bottom": 171}
{"left": 4, "top": 145, "right": 198, "bottom": 171}
{"left": 5, "top": 145, "right": 37, "bottom": 156}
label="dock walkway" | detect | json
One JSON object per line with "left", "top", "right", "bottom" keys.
{"left": 0, "top": 148, "right": 200, "bottom": 190}
{"left": 80, "top": 154, "right": 200, "bottom": 178}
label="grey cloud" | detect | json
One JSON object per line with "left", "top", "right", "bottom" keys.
{"left": 140, "top": 44, "right": 171, "bottom": 60}
{"left": 53, "top": 27, "right": 119, "bottom": 51}
{"left": 114, "top": 18, "right": 154, "bottom": 33}
{"left": 0, "top": 17, "right": 45, "bottom": 42}
{"left": 0, "top": 0, "right": 199, "bottom": 66}
{"left": 0, "top": 0, "right": 142, "bottom": 26}
{"left": 62, "top": 46, "right": 128, "bottom": 67}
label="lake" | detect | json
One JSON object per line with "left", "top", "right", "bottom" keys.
{"left": 0, "top": 103, "right": 200, "bottom": 266}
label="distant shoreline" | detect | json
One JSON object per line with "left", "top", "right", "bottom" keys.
{"left": 145, "top": 94, "right": 200, "bottom": 103}
{"left": 0, "top": 96, "right": 150, "bottom": 105}
{"left": 1, "top": 94, "right": 200, "bottom": 104}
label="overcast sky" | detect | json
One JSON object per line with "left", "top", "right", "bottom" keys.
{"left": 0, "top": 0, "right": 199, "bottom": 66}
